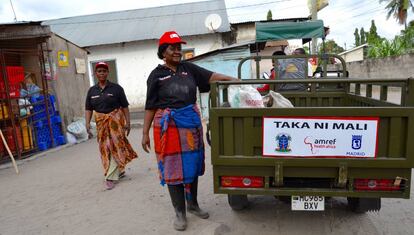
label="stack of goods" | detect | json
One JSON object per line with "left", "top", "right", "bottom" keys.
{"left": 0, "top": 66, "right": 23, "bottom": 98}
{"left": 0, "top": 127, "right": 23, "bottom": 158}
{"left": 32, "top": 95, "right": 66, "bottom": 151}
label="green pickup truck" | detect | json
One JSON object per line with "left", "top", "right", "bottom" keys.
{"left": 208, "top": 20, "right": 414, "bottom": 213}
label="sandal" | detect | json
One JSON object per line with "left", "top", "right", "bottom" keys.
{"left": 105, "top": 180, "right": 115, "bottom": 190}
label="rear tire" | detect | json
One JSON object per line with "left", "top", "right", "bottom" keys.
{"left": 347, "top": 197, "right": 381, "bottom": 213}
{"left": 228, "top": 194, "right": 249, "bottom": 210}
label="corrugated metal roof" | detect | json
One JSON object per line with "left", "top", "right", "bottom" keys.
{"left": 0, "top": 22, "right": 51, "bottom": 40}
{"left": 42, "top": 0, "right": 230, "bottom": 47}
{"left": 231, "top": 17, "right": 310, "bottom": 25}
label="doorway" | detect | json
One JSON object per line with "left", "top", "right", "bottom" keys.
{"left": 90, "top": 60, "right": 118, "bottom": 84}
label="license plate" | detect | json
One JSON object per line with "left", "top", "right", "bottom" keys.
{"left": 291, "top": 196, "right": 325, "bottom": 211}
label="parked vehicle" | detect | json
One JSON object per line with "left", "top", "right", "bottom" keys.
{"left": 208, "top": 20, "right": 414, "bottom": 213}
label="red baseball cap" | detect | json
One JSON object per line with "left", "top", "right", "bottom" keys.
{"left": 95, "top": 61, "right": 109, "bottom": 70}
{"left": 158, "top": 31, "right": 187, "bottom": 46}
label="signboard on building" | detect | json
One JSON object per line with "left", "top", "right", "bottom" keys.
{"left": 263, "top": 117, "right": 379, "bottom": 158}
{"left": 74, "top": 58, "right": 86, "bottom": 74}
{"left": 58, "top": 51, "right": 69, "bottom": 67}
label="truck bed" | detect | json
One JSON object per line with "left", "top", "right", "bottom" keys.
{"left": 209, "top": 78, "right": 414, "bottom": 198}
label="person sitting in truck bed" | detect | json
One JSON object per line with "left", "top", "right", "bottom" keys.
{"left": 276, "top": 48, "right": 313, "bottom": 91}
{"left": 257, "top": 50, "right": 286, "bottom": 93}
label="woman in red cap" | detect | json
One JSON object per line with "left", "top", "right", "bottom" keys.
{"left": 85, "top": 62, "right": 137, "bottom": 190}
{"left": 142, "top": 31, "right": 237, "bottom": 231}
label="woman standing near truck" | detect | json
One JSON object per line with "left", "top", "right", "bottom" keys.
{"left": 141, "top": 31, "right": 237, "bottom": 231}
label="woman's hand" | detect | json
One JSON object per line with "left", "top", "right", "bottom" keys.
{"left": 142, "top": 133, "right": 151, "bottom": 153}
{"left": 86, "top": 123, "right": 93, "bottom": 139}
{"left": 124, "top": 122, "right": 131, "bottom": 136}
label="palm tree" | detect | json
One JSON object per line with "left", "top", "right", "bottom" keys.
{"left": 380, "top": 0, "right": 414, "bottom": 26}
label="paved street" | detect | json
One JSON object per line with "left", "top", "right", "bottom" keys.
{"left": 1, "top": 127, "right": 414, "bottom": 235}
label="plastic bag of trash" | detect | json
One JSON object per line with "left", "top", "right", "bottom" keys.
{"left": 264, "top": 91, "right": 294, "bottom": 108}
{"left": 66, "top": 132, "right": 77, "bottom": 145}
{"left": 227, "top": 85, "right": 241, "bottom": 107}
{"left": 228, "top": 85, "right": 264, "bottom": 108}
{"left": 67, "top": 118, "right": 88, "bottom": 140}
{"left": 239, "top": 85, "right": 264, "bottom": 107}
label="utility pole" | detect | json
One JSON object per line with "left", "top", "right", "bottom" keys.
{"left": 311, "top": 0, "right": 318, "bottom": 54}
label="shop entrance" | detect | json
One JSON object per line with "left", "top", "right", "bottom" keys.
{"left": 90, "top": 60, "right": 118, "bottom": 84}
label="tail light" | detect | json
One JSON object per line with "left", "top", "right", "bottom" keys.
{"left": 354, "top": 179, "right": 401, "bottom": 191}
{"left": 221, "top": 176, "right": 264, "bottom": 188}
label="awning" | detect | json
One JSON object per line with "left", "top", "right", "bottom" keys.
{"left": 256, "top": 20, "right": 325, "bottom": 42}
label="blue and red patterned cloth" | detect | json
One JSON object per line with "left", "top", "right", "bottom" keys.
{"left": 153, "top": 104, "right": 205, "bottom": 186}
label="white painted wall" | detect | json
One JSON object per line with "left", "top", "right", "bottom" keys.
{"left": 86, "top": 33, "right": 225, "bottom": 109}
{"left": 234, "top": 24, "right": 256, "bottom": 43}
{"left": 340, "top": 47, "right": 365, "bottom": 63}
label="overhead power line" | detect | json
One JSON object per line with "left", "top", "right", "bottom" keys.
{"left": 9, "top": 0, "right": 18, "bottom": 22}
{"left": 47, "top": 0, "right": 296, "bottom": 25}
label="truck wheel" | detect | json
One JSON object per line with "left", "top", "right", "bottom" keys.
{"left": 228, "top": 195, "right": 249, "bottom": 210}
{"left": 347, "top": 197, "right": 381, "bottom": 213}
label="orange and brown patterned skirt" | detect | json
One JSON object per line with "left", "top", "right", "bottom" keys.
{"left": 95, "top": 109, "right": 137, "bottom": 176}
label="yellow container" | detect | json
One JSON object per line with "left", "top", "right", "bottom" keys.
{"left": 20, "top": 119, "right": 33, "bottom": 151}
{"left": 0, "top": 103, "right": 8, "bottom": 120}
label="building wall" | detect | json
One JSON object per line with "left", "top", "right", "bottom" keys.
{"left": 233, "top": 24, "right": 256, "bottom": 43}
{"left": 340, "top": 47, "right": 365, "bottom": 63}
{"left": 48, "top": 34, "right": 90, "bottom": 126}
{"left": 86, "top": 33, "right": 225, "bottom": 109}
{"left": 347, "top": 53, "right": 414, "bottom": 79}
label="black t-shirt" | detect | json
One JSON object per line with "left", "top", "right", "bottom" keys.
{"left": 145, "top": 61, "right": 213, "bottom": 110}
{"left": 85, "top": 81, "right": 129, "bottom": 114}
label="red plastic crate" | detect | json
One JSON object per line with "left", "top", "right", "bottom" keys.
{"left": 0, "top": 66, "right": 24, "bottom": 99}
{"left": 0, "top": 83, "right": 20, "bottom": 98}
{"left": 0, "top": 66, "right": 24, "bottom": 84}
{"left": 5, "top": 66, "right": 24, "bottom": 84}
{"left": 0, "top": 127, "right": 23, "bottom": 157}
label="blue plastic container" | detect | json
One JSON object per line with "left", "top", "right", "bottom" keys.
{"left": 31, "top": 95, "right": 56, "bottom": 121}
{"left": 38, "top": 142, "right": 48, "bottom": 151}
{"left": 56, "top": 135, "right": 66, "bottom": 145}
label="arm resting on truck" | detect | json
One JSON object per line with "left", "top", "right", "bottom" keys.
{"left": 210, "top": 73, "right": 238, "bottom": 82}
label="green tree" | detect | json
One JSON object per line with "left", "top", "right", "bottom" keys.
{"left": 360, "top": 27, "right": 366, "bottom": 44}
{"left": 368, "top": 20, "right": 381, "bottom": 42}
{"left": 367, "top": 21, "right": 414, "bottom": 58}
{"left": 380, "top": 0, "right": 414, "bottom": 26}
{"left": 318, "top": 40, "right": 345, "bottom": 54}
{"left": 303, "top": 45, "right": 310, "bottom": 54}
{"left": 354, "top": 28, "right": 361, "bottom": 46}
{"left": 400, "top": 20, "right": 414, "bottom": 51}
{"left": 267, "top": 10, "right": 273, "bottom": 20}
{"left": 318, "top": 39, "right": 345, "bottom": 54}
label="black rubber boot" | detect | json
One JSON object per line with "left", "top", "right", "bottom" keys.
{"left": 186, "top": 178, "right": 209, "bottom": 219}
{"left": 167, "top": 184, "right": 187, "bottom": 231}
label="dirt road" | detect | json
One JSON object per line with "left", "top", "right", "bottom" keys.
{"left": 1, "top": 128, "right": 414, "bottom": 235}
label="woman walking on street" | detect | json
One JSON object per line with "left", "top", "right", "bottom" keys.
{"left": 141, "top": 31, "right": 237, "bottom": 231}
{"left": 85, "top": 62, "right": 138, "bottom": 190}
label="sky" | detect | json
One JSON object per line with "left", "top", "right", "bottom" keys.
{"left": 0, "top": 0, "right": 413, "bottom": 50}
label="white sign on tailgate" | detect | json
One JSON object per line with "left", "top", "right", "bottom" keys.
{"left": 263, "top": 117, "right": 379, "bottom": 158}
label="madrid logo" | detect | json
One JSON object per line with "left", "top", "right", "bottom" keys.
{"left": 352, "top": 135, "right": 362, "bottom": 150}
{"left": 275, "top": 133, "right": 291, "bottom": 152}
